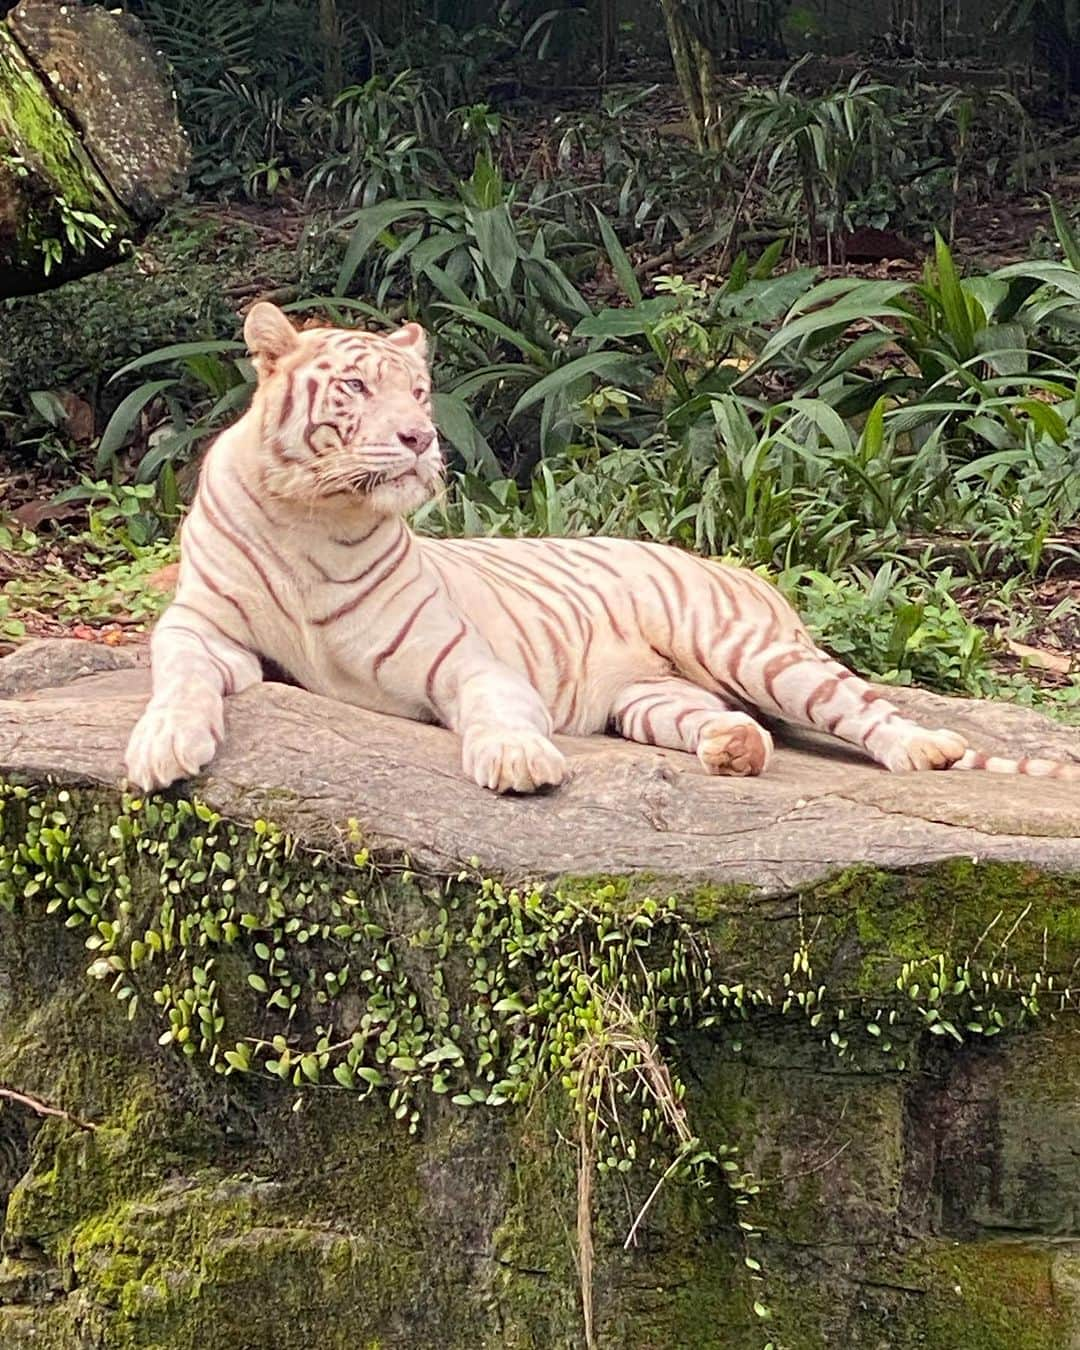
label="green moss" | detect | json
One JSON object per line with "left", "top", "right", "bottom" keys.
{"left": 0, "top": 30, "right": 129, "bottom": 273}
{"left": 900, "top": 1240, "right": 1072, "bottom": 1350}
{"left": 683, "top": 880, "right": 758, "bottom": 924}
{"left": 1, "top": 779, "right": 1078, "bottom": 1349}
{"left": 0, "top": 31, "right": 111, "bottom": 204}
{"left": 65, "top": 1180, "right": 428, "bottom": 1350}
{"left": 489, "top": 1104, "right": 581, "bottom": 1346}
{"left": 555, "top": 872, "right": 637, "bottom": 907}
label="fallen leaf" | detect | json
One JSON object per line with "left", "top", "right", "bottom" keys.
{"left": 1004, "top": 639, "right": 1073, "bottom": 675}
{"left": 145, "top": 562, "right": 180, "bottom": 593}
{"left": 11, "top": 499, "right": 85, "bottom": 530}
{"left": 60, "top": 392, "right": 95, "bottom": 443}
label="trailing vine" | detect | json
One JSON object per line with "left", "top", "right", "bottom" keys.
{"left": 1, "top": 780, "right": 1076, "bottom": 1350}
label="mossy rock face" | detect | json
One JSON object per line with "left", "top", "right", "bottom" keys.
{"left": 0, "top": 2, "right": 186, "bottom": 296}
{"left": 0, "top": 774, "right": 1078, "bottom": 1349}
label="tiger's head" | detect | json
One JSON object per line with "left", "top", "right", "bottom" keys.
{"left": 243, "top": 302, "right": 441, "bottom": 516}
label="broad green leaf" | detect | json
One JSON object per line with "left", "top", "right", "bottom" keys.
{"left": 962, "top": 276, "right": 1008, "bottom": 323}
{"left": 470, "top": 204, "right": 521, "bottom": 291}
{"left": 993, "top": 261, "right": 1080, "bottom": 300}
{"left": 784, "top": 398, "right": 854, "bottom": 454}
{"left": 110, "top": 341, "right": 242, "bottom": 381}
{"left": 786, "top": 276, "right": 912, "bottom": 318}
{"left": 751, "top": 237, "right": 788, "bottom": 279}
{"left": 28, "top": 390, "right": 67, "bottom": 427}
{"left": 756, "top": 303, "right": 909, "bottom": 364}
{"left": 434, "top": 303, "right": 549, "bottom": 366}
{"left": 95, "top": 380, "right": 175, "bottom": 471}
{"left": 1050, "top": 196, "right": 1080, "bottom": 271}
{"left": 408, "top": 231, "right": 470, "bottom": 276}
{"left": 804, "top": 330, "right": 895, "bottom": 386}
{"left": 956, "top": 447, "right": 1032, "bottom": 480}
{"left": 509, "top": 352, "right": 640, "bottom": 420}
{"left": 974, "top": 322, "right": 1028, "bottom": 377}
{"left": 962, "top": 414, "right": 1013, "bottom": 450}
{"left": 520, "top": 256, "right": 592, "bottom": 319}
{"left": 423, "top": 263, "right": 472, "bottom": 308}
{"left": 432, "top": 391, "right": 500, "bottom": 476}
{"left": 448, "top": 363, "right": 537, "bottom": 399}
{"left": 1014, "top": 396, "right": 1068, "bottom": 443}
{"left": 284, "top": 296, "right": 393, "bottom": 325}
{"left": 933, "top": 232, "right": 975, "bottom": 358}
{"left": 711, "top": 268, "right": 818, "bottom": 323}
{"left": 592, "top": 204, "right": 642, "bottom": 305}
{"left": 335, "top": 198, "right": 457, "bottom": 294}
{"left": 859, "top": 396, "right": 887, "bottom": 459}
{"left": 572, "top": 299, "right": 673, "bottom": 339}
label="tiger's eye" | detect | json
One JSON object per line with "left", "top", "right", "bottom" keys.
{"left": 344, "top": 378, "right": 367, "bottom": 394}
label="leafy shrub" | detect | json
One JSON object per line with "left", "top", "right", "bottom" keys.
{"left": 725, "top": 68, "right": 1032, "bottom": 253}
{"left": 86, "top": 200, "right": 1080, "bottom": 593}
{"left": 0, "top": 210, "right": 313, "bottom": 457}
{"left": 786, "top": 564, "right": 992, "bottom": 695}
{"left": 0, "top": 482, "right": 177, "bottom": 635}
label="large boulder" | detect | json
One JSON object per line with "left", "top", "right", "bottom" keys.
{"left": 0, "top": 639, "right": 1078, "bottom": 888}
{"left": 0, "top": 639, "right": 1077, "bottom": 1349}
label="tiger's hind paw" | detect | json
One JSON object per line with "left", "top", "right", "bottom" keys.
{"left": 879, "top": 726, "right": 968, "bottom": 772}
{"left": 697, "top": 715, "right": 773, "bottom": 777}
{"left": 462, "top": 727, "right": 567, "bottom": 794}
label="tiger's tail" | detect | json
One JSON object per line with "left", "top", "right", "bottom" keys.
{"left": 953, "top": 749, "right": 1080, "bottom": 780}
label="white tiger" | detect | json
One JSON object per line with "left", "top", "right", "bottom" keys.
{"left": 124, "top": 303, "right": 1079, "bottom": 794}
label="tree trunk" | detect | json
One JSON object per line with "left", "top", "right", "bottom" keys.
{"left": 598, "top": 0, "right": 617, "bottom": 82}
{"left": 319, "top": 0, "right": 344, "bottom": 101}
{"left": 0, "top": 1, "right": 188, "bottom": 298}
{"left": 658, "top": 0, "right": 721, "bottom": 151}
{"left": 1033, "top": 0, "right": 1080, "bottom": 99}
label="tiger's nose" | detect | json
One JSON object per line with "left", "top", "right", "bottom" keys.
{"left": 398, "top": 425, "right": 435, "bottom": 455}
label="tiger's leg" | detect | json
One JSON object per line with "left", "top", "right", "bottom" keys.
{"left": 125, "top": 606, "right": 262, "bottom": 790}
{"left": 439, "top": 651, "right": 566, "bottom": 793}
{"left": 716, "top": 627, "right": 967, "bottom": 771}
{"left": 611, "top": 677, "right": 773, "bottom": 777}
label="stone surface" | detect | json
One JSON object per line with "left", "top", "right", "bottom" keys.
{"left": 0, "top": 639, "right": 1078, "bottom": 892}
{"left": 0, "top": 639, "right": 1077, "bottom": 1348}
{"left": 0, "top": 638, "right": 147, "bottom": 699}
{"left": 8, "top": 1, "right": 189, "bottom": 219}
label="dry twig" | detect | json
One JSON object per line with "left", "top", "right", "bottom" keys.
{"left": 0, "top": 1083, "right": 97, "bottom": 1131}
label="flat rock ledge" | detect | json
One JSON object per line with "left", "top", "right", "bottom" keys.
{"left": 2, "top": 638, "right": 1079, "bottom": 1350}
{"left": 1, "top": 639, "right": 1078, "bottom": 891}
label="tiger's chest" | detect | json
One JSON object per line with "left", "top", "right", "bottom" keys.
{"left": 209, "top": 562, "right": 426, "bottom": 719}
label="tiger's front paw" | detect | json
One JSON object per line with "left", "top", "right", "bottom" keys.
{"left": 462, "top": 727, "right": 567, "bottom": 794}
{"left": 124, "top": 704, "right": 222, "bottom": 791}
{"left": 879, "top": 725, "right": 968, "bottom": 772}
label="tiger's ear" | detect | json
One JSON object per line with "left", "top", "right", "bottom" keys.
{"left": 244, "top": 302, "right": 299, "bottom": 371}
{"left": 386, "top": 321, "right": 429, "bottom": 363}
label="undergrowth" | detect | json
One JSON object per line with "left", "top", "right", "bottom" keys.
{"left": 1, "top": 65, "right": 1078, "bottom": 713}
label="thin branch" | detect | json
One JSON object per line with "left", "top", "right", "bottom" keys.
{"left": 0, "top": 1083, "right": 97, "bottom": 1131}
{"left": 623, "top": 1153, "right": 684, "bottom": 1250}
